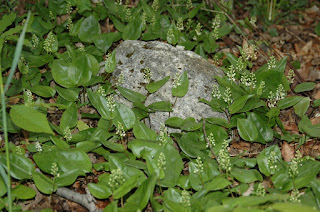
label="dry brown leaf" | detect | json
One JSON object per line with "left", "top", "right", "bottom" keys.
{"left": 298, "top": 41, "right": 313, "bottom": 56}
{"left": 281, "top": 142, "right": 295, "bottom": 162}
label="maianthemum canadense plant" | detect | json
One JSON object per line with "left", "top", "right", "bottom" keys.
{"left": 0, "top": 0, "right": 320, "bottom": 211}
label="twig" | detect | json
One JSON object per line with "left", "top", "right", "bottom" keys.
{"left": 202, "top": 117, "right": 219, "bottom": 166}
{"left": 56, "top": 187, "right": 102, "bottom": 212}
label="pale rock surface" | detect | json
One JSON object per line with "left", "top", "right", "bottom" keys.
{"left": 111, "top": 40, "right": 226, "bottom": 131}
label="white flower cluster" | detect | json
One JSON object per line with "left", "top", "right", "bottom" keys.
{"left": 223, "top": 87, "right": 232, "bottom": 105}
{"left": 157, "top": 152, "right": 166, "bottom": 170}
{"left": 211, "top": 15, "right": 221, "bottom": 40}
{"left": 211, "top": 84, "right": 221, "bottom": 99}
{"left": 267, "top": 56, "right": 276, "bottom": 70}
{"left": 125, "top": 8, "right": 132, "bottom": 22}
{"left": 107, "top": 95, "right": 116, "bottom": 112}
{"left": 116, "top": 121, "right": 126, "bottom": 137}
{"left": 172, "top": 71, "right": 182, "bottom": 88}
{"left": 25, "top": 89, "right": 33, "bottom": 106}
{"left": 143, "top": 67, "right": 152, "bottom": 83}
{"left": 152, "top": 0, "right": 159, "bottom": 11}
{"left": 35, "top": 141, "right": 42, "bottom": 152}
{"left": 97, "top": 86, "right": 107, "bottom": 97}
{"left": 32, "top": 34, "right": 39, "bottom": 48}
{"left": 206, "top": 133, "right": 215, "bottom": 148}
{"left": 116, "top": 73, "right": 125, "bottom": 86}
{"left": 193, "top": 156, "right": 204, "bottom": 174}
{"left": 66, "top": 2, "right": 73, "bottom": 14}
{"left": 51, "top": 162, "right": 60, "bottom": 178}
{"left": 43, "top": 31, "right": 55, "bottom": 53}
{"left": 64, "top": 127, "right": 72, "bottom": 141}
{"left": 249, "top": 16, "right": 257, "bottom": 27}
{"left": 108, "top": 168, "right": 125, "bottom": 189}
{"left": 241, "top": 43, "right": 257, "bottom": 61}
{"left": 255, "top": 183, "right": 266, "bottom": 196}
{"left": 287, "top": 69, "right": 295, "bottom": 84}
{"left": 289, "top": 189, "right": 301, "bottom": 202}
{"left": 158, "top": 125, "right": 168, "bottom": 145}
{"left": 181, "top": 190, "right": 191, "bottom": 207}
{"left": 227, "top": 65, "right": 236, "bottom": 82}
{"left": 240, "top": 72, "right": 256, "bottom": 88}
{"left": 186, "top": 0, "right": 192, "bottom": 10}
{"left": 67, "top": 18, "right": 73, "bottom": 30}
{"left": 267, "top": 84, "right": 286, "bottom": 108}
{"left": 177, "top": 17, "right": 184, "bottom": 31}
{"left": 217, "top": 139, "right": 231, "bottom": 172}
{"left": 267, "top": 151, "right": 278, "bottom": 174}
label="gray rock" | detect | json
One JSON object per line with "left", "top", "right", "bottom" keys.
{"left": 111, "top": 40, "right": 226, "bottom": 131}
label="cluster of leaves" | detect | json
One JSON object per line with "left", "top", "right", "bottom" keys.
{"left": 0, "top": 0, "right": 319, "bottom": 211}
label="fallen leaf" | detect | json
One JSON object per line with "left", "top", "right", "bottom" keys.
{"left": 281, "top": 141, "right": 295, "bottom": 162}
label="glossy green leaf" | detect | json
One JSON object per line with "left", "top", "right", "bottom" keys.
{"left": 57, "top": 150, "right": 92, "bottom": 175}
{"left": 163, "top": 188, "right": 186, "bottom": 211}
{"left": 229, "top": 94, "right": 255, "bottom": 114}
{"left": 270, "top": 202, "right": 319, "bottom": 212}
{"left": 230, "top": 167, "right": 262, "bottom": 183}
{"left": 60, "top": 103, "right": 78, "bottom": 130}
{"left": 204, "top": 176, "right": 231, "bottom": 192}
{"left": 237, "top": 118, "right": 258, "bottom": 142}
{"left": 146, "top": 76, "right": 170, "bottom": 93}
{"left": 148, "top": 101, "right": 173, "bottom": 112}
{"left": 101, "top": 140, "right": 125, "bottom": 152}
{"left": 68, "top": 55, "right": 92, "bottom": 86}
{"left": 76, "top": 141, "right": 101, "bottom": 152}
{"left": 299, "top": 115, "right": 320, "bottom": 137}
{"left": 78, "top": 15, "right": 100, "bottom": 43}
{"left": 315, "top": 22, "right": 320, "bottom": 36}
{"left": 222, "top": 194, "right": 288, "bottom": 208}
{"left": 113, "top": 174, "right": 140, "bottom": 199}
{"left": 0, "top": 176, "right": 6, "bottom": 197}
{"left": 123, "top": 175, "right": 157, "bottom": 211}
{"left": 108, "top": 155, "right": 144, "bottom": 179}
{"left": 114, "top": 103, "right": 136, "bottom": 130}
{"left": 177, "top": 132, "right": 206, "bottom": 158}
{"left": 87, "top": 89, "right": 115, "bottom": 120}
{"left": 294, "top": 97, "right": 310, "bottom": 118}
{"left": 55, "top": 170, "right": 78, "bottom": 187}
{"left": 128, "top": 139, "right": 161, "bottom": 159}
{"left": 205, "top": 117, "right": 229, "bottom": 128}
{"left": 50, "top": 136, "right": 69, "bottom": 150}
{"left": 117, "top": 86, "right": 146, "bottom": 103}
{"left": 247, "top": 112, "right": 273, "bottom": 143}
{"left": 12, "top": 185, "right": 36, "bottom": 200}
{"left": 55, "top": 85, "right": 79, "bottom": 102}
{"left": 29, "top": 85, "right": 56, "bottom": 98}
{"left": 50, "top": 57, "right": 76, "bottom": 88}
{"left": 122, "top": 14, "right": 143, "bottom": 40}
{"left": 257, "top": 145, "right": 282, "bottom": 176}
{"left": 32, "top": 171, "right": 55, "bottom": 195}
{"left": 172, "top": 71, "right": 189, "bottom": 97}
{"left": 181, "top": 117, "right": 202, "bottom": 131}
{"left": 294, "top": 82, "right": 316, "bottom": 93}
{"left": 94, "top": 32, "right": 121, "bottom": 53}
{"left": 133, "top": 119, "right": 157, "bottom": 140}
{"left": 10, "top": 105, "right": 54, "bottom": 134}
{"left": 0, "top": 153, "right": 34, "bottom": 180}
{"left": 88, "top": 182, "right": 112, "bottom": 199}
{"left": 278, "top": 96, "right": 304, "bottom": 109}
{"left": 165, "top": 117, "right": 183, "bottom": 128}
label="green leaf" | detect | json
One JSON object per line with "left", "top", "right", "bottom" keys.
{"left": 128, "top": 139, "right": 161, "bottom": 159}
{"left": 94, "top": 32, "right": 121, "bottom": 53}
{"left": 257, "top": 145, "right": 282, "bottom": 176}
{"left": 78, "top": 15, "right": 100, "bottom": 43}
{"left": 32, "top": 171, "right": 55, "bottom": 195}
{"left": 55, "top": 170, "right": 78, "bottom": 187}
{"left": 163, "top": 188, "right": 186, "bottom": 211}
{"left": 172, "top": 71, "right": 189, "bottom": 97}
{"left": 88, "top": 182, "right": 112, "bottom": 199}
{"left": 315, "top": 22, "right": 320, "bottom": 36}
{"left": 146, "top": 76, "right": 170, "bottom": 93}
{"left": 10, "top": 105, "right": 54, "bottom": 134}
{"left": 270, "top": 203, "right": 320, "bottom": 212}
{"left": 222, "top": 194, "right": 288, "bottom": 208}
{"left": 0, "top": 13, "right": 16, "bottom": 34}
{"left": 12, "top": 185, "right": 36, "bottom": 200}
{"left": 123, "top": 175, "right": 157, "bottom": 211}
{"left": 230, "top": 167, "right": 262, "bottom": 183}
{"left": 104, "top": 50, "right": 116, "bottom": 73}
{"left": 55, "top": 85, "right": 79, "bottom": 102}
{"left": 294, "top": 82, "right": 316, "bottom": 93}
{"left": 0, "top": 153, "right": 34, "bottom": 180}
{"left": 113, "top": 175, "right": 140, "bottom": 199}
{"left": 165, "top": 117, "right": 183, "bottom": 128}
{"left": 29, "top": 85, "right": 56, "bottom": 98}
{"left": 0, "top": 176, "right": 6, "bottom": 197}
{"left": 176, "top": 132, "right": 206, "bottom": 158}
{"left": 133, "top": 119, "right": 158, "bottom": 140}
{"left": 114, "top": 103, "right": 136, "bottom": 130}
{"left": 229, "top": 94, "right": 255, "bottom": 114}
{"left": 60, "top": 103, "right": 78, "bottom": 130}
{"left": 247, "top": 112, "right": 273, "bottom": 143}
{"left": 76, "top": 141, "right": 101, "bottom": 152}
{"left": 117, "top": 86, "right": 146, "bottom": 103}
{"left": 278, "top": 96, "right": 304, "bottom": 109}
{"left": 237, "top": 118, "right": 258, "bottom": 142}
{"left": 122, "top": 14, "right": 143, "bottom": 40}
{"left": 204, "top": 176, "right": 231, "bottom": 192}
{"left": 57, "top": 150, "right": 92, "bottom": 175}
{"left": 205, "top": 117, "right": 229, "bottom": 128}
{"left": 181, "top": 117, "right": 202, "bottom": 131}
{"left": 299, "top": 115, "right": 320, "bottom": 137}
{"left": 50, "top": 136, "right": 69, "bottom": 150}
{"left": 88, "top": 89, "right": 115, "bottom": 120}
{"left": 148, "top": 101, "right": 173, "bottom": 112}
{"left": 101, "top": 140, "right": 125, "bottom": 152}
{"left": 294, "top": 97, "right": 310, "bottom": 118}
{"left": 50, "top": 57, "right": 75, "bottom": 88}
{"left": 68, "top": 55, "right": 92, "bottom": 86}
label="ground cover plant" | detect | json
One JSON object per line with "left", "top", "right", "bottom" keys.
{"left": 0, "top": 0, "right": 320, "bottom": 211}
